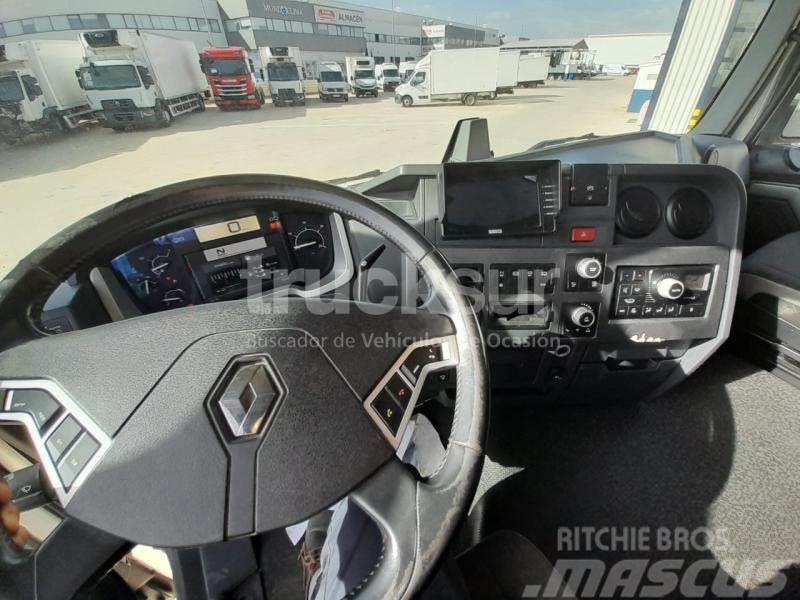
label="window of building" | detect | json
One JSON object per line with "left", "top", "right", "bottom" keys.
{"left": 290, "top": 20, "right": 303, "bottom": 34}
{"left": 80, "top": 14, "right": 108, "bottom": 29}
{"left": 20, "top": 17, "right": 49, "bottom": 33}
{"left": 272, "top": 19, "right": 286, "bottom": 32}
{"left": 67, "top": 15, "right": 82, "bottom": 29}
{"left": 174, "top": 16, "right": 190, "bottom": 31}
{"left": 4, "top": 21, "right": 22, "bottom": 36}
{"left": 197, "top": 18, "right": 210, "bottom": 32}
{"left": 0, "top": 23, "right": 6, "bottom": 38}
{"left": 302, "top": 22, "right": 313, "bottom": 34}
{"left": 249, "top": 17, "right": 265, "bottom": 29}
{"left": 135, "top": 15, "right": 153, "bottom": 29}
{"left": 375, "top": 56, "right": 385, "bottom": 64}
{"left": 187, "top": 17, "right": 199, "bottom": 31}
{"left": 121, "top": 14, "right": 136, "bottom": 28}
{"left": 152, "top": 16, "right": 176, "bottom": 30}
{"left": 107, "top": 14, "right": 126, "bottom": 28}
{"left": 209, "top": 19, "right": 221, "bottom": 33}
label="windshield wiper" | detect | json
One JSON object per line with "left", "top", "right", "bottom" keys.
{"left": 530, "top": 132, "right": 600, "bottom": 151}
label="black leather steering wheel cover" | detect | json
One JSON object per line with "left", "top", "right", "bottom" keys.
{"left": 0, "top": 174, "right": 489, "bottom": 599}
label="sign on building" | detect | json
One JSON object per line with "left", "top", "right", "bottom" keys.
{"left": 313, "top": 5, "right": 365, "bottom": 27}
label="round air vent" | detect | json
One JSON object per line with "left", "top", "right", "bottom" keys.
{"left": 616, "top": 187, "right": 662, "bottom": 238}
{"left": 666, "top": 188, "right": 714, "bottom": 239}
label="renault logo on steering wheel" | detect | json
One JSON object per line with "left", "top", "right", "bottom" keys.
{"left": 210, "top": 357, "right": 283, "bottom": 439}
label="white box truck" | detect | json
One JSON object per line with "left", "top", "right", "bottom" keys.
{"left": 496, "top": 50, "right": 520, "bottom": 95}
{"left": 345, "top": 56, "right": 378, "bottom": 98}
{"left": 77, "top": 30, "right": 207, "bottom": 130}
{"left": 375, "top": 63, "right": 401, "bottom": 92}
{"left": 317, "top": 61, "right": 348, "bottom": 102}
{"left": 261, "top": 46, "right": 305, "bottom": 107}
{"left": 517, "top": 54, "right": 549, "bottom": 88}
{"left": 399, "top": 61, "right": 417, "bottom": 82}
{"left": 0, "top": 40, "right": 94, "bottom": 144}
{"left": 394, "top": 48, "right": 499, "bottom": 107}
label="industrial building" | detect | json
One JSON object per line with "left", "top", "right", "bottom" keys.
{"left": 0, "top": 0, "right": 499, "bottom": 80}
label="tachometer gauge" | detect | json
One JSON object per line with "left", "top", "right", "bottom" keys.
{"left": 285, "top": 216, "right": 334, "bottom": 273}
{"left": 162, "top": 288, "right": 188, "bottom": 308}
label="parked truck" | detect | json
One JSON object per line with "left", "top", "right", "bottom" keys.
{"left": 375, "top": 63, "right": 401, "bottom": 92}
{"left": 496, "top": 50, "right": 520, "bottom": 95}
{"left": 317, "top": 61, "right": 348, "bottom": 102}
{"left": 399, "top": 61, "right": 417, "bottom": 82}
{"left": 345, "top": 56, "right": 378, "bottom": 98}
{"left": 77, "top": 30, "right": 206, "bottom": 130}
{"left": 0, "top": 40, "right": 94, "bottom": 144}
{"left": 517, "top": 54, "right": 549, "bottom": 88}
{"left": 261, "top": 47, "right": 305, "bottom": 107}
{"left": 200, "top": 46, "right": 264, "bottom": 110}
{"left": 394, "top": 48, "right": 499, "bottom": 107}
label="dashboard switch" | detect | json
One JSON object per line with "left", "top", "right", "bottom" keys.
{"left": 46, "top": 416, "right": 82, "bottom": 463}
{"left": 570, "top": 227, "right": 596, "bottom": 243}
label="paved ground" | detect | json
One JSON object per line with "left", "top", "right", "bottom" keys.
{"left": 0, "top": 76, "right": 637, "bottom": 277}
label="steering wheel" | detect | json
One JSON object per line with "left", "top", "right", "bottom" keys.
{"left": 0, "top": 175, "right": 489, "bottom": 600}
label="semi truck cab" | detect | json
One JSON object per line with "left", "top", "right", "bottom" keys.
{"left": 263, "top": 47, "right": 305, "bottom": 107}
{"left": 200, "top": 47, "right": 264, "bottom": 110}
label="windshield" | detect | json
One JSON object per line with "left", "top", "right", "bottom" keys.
{"left": 320, "top": 71, "right": 344, "bottom": 82}
{"left": 0, "top": 76, "right": 24, "bottom": 103}
{"left": 267, "top": 63, "right": 299, "bottom": 81}
{"left": 0, "top": 2, "right": 776, "bottom": 284}
{"left": 78, "top": 65, "right": 140, "bottom": 91}
{"left": 206, "top": 57, "right": 248, "bottom": 76}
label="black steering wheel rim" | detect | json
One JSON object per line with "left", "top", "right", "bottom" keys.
{"left": 0, "top": 174, "right": 489, "bottom": 600}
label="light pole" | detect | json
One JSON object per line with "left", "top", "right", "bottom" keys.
{"left": 391, "top": 0, "right": 397, "bottom": 65}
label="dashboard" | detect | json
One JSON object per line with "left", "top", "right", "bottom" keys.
{"left": 108, "top": 211, "right": 340, "bottom": 314}
{"left": 37, "top": 131, "right": 748, "bottom": 405}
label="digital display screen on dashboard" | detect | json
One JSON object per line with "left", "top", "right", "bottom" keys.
{"left": 442, "top": 160, "right": 560, "bottom": 239}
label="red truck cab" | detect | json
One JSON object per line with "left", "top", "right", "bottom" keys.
{"left": 200, "top": 47, "right": 264, "bottom": 110}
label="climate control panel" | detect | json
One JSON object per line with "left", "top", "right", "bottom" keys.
{"left": 612, "top": 266, "right": 714, "bottom": 320}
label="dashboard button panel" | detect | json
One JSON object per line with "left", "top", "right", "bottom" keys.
{"left": 57, "top": 432, "right": 100, "bottom": 490}
{"left": 7, "top": 389, "right": 61, "bottom": 431}
{"left": 612, "top": 266, "right": 713, "bottom": 320}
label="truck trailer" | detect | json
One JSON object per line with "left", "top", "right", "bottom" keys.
{"left": 345, "top": 56, "right": 378, "bottom": 98}
{"left": 77, "top": 30, "right": 207, "bottom": 130}
{"left": 200, "top": 46, "right": 264, "bottom": 110}
{"left": 394, "top": 48, "right": 499, "bottom": 107}
{"left": 0, "top": 40, "right": 94, "bottom": 144}
{"left": 496, "top": 50, "right": 520, "bottom": 95}
{"left": 317, "top": 61, "right": 348, "bottom": 102}
{"left": 261, "top": 47, "right": 305, "bottom": 107}
{"left": 517, "top": 54, "right": 549, "bottom": 88}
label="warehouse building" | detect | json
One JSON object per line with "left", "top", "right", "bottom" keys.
{"left": 585, "top": 33, "right": 672, "bottom": 73}
{"left": 0, "top": 0, "right": 228, "bottom": 50}
{"left": 218, "top": 0, "right": 499, "bottom": 79}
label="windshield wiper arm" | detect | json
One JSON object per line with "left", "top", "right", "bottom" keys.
{"left": 530, "top": 132, "right": 600, "bottom": 151}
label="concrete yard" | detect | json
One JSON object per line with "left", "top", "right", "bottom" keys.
{"left": 0, "top": 76, "right": 637, "bottom": 277}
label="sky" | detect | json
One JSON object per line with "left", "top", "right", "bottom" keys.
{"left": 350, "top": 0, "right": 684, "bottom": 38}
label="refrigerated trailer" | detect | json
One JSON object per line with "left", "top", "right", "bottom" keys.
{"left": 394, "top": 48, "right": 499, "bottom": 107}
{"left": 77, "top": 29, "right": 207, "bottom": 130}
{"left": 496, "top": 50, "right": 520, "bottom": 95}
{"left": 517, "top": 54, "right": 549, "bottom": 88}
{"left": 0, "top": 40, "right": 94, "bottom": 144}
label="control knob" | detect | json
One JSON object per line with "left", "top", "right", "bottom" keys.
{"left": 570, "top": 305, "right": 596, "bottom": 328}
{"left": 575, "top": 257, "right": 603, "bottom": 280}
{"left": 656, "top": 277, "right": 685, "bottom": 300}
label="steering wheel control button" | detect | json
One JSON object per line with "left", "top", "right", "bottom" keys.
{"left": 370, "top": 390, "right": 404, "bottom": 436}
{"left": 386, "top": 373, "right": 413, "bottom": 410}
{"left": 57, "top": 433, "right": 100, "bottom": 490}
{"left": 216, "top": 361, "right": 279, "bottom": 439}
{"left": 7, "top": 389, "right": 60, "bottom": 430}
{"left": 401, "top": 344, "right": 443, "bottom": 383}
{"left": 46, "top": 416, "right": 82, "bottom": 463}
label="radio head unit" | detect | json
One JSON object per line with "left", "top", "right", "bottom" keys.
{"left": 442, "top": 160, "right": 561, "bottom": 239}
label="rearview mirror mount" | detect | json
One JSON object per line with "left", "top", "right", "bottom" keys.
{"left": 441, "top": 118, "right": 493, "bottom": 163}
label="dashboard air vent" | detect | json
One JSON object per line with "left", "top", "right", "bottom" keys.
{"left": 616, "top": 187, "right": 662, "bottom": 238}
{"left": 666, "top": 188, "right": 714, "bottom": 239}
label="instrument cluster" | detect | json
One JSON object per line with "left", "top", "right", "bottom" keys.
{"left": 110, "top": 211, "right": 336, "bottom": 314}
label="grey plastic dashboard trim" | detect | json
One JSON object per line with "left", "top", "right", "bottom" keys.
{"left": 362, "top": 336, "right": 458, "bottom": 447}
{"left": 0, "top": 379, "right": 111, "bottom": 507}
